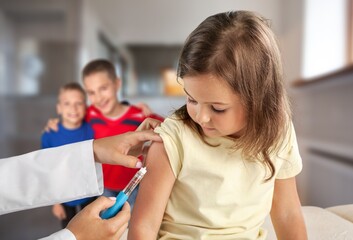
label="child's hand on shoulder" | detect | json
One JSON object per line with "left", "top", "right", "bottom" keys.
{"left": 43, "top": 118, "right": 60, "bottom": 133}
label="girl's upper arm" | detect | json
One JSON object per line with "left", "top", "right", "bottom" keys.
{"left": 270, "top": 177, "right": 307, "bottom": 240}
{"left": 128, "top": 141, "right": 176, "bottom": 240}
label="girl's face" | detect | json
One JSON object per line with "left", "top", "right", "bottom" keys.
{"left": 184, "top": 74, "right": 247, "bottom": 138}
{"left": 83, "top": 71, "right": 120, "bottom": 118}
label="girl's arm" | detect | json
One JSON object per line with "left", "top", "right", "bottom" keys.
{"left": 270, "top": 177, "right": 308, "bottom": 240}
{"left": 128, "top": 141, "right": 176, "bottom": 240}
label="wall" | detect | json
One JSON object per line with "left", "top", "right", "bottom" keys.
{"left": 277, "top": 0, "right": 304, "bottom": 83}
{"left": 0, "top": 0, "right": 82, "bottom": 157}
{"left": 80, "top": 0, "right": 139, "bottom": 96}
{"left": 278, "top": 0, "right": 353, "bottom": 207}
{"left": 291, "top": 72, "right": 353, "bottom": 207}
{"left": 87, "top": 0, "right": 283, "bottom": 45}
{"left": 0, "top": 9, "right": 15, "bottom": 95}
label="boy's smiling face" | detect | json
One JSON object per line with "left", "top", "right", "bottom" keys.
{"left": 57, "top": 89, "right": 86, "bottom": 129}
{"left": 83, "top": 71, "right": 120, "bottom": 118}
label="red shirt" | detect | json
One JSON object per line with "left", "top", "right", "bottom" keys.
{"left": 86, "top": 105, "right": 164, "bottom": 190}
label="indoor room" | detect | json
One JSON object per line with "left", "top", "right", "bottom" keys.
{"left": 0, "top": 0, "right": 352, "bottom": 239}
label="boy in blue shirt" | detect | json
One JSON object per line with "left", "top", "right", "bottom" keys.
{"left": 41, "top": 82, "right": 96, "bottom": 228}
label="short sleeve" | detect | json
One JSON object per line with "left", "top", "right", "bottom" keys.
{"left": 41, "top": 132, "right": 50, "bottom": 149}
{"left": 154, "top": 118, "right": 184, "bottom": 177}
{"left": 275, "top": 122, "right": 303, "bottom": 179}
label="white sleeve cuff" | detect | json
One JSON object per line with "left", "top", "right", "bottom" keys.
{"left": 38, "top": 229, "right": 76, "bottom": 240}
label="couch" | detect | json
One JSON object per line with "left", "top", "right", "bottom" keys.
{"left": 263, "top": 204, "right": 353, "bottom": 239}
{"left": 121, "top": 204, "right": 353, "bottom": 239}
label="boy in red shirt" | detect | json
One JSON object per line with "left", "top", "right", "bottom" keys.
{"left": 83, "top": 59, "right": 163, "bottom": 199}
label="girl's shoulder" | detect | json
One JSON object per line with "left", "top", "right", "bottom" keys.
{"left": 155, "top": 116, "right": 191, "bottom": 136}
{"left": 155, "top": 116, "right": 199, "bottom": 147}
{"left": 277, "top": 121, "right": 298, "bottom": 153}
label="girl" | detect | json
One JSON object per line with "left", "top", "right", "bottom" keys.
{"left": 128, "top": 11, "right": 307, "bottom": 240}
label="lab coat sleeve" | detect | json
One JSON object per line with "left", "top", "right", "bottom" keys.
{"left": 38, "top": 229, "right": 76, "bottom": 240}
{"left": 0, "top": 139, "right": 103, "bottom": 215}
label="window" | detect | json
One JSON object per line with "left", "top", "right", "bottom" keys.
{"left": 302, "top": 0, "right": 350, "bottom": 79}
{"left": 349, "top": 0, "right": 353, "bottom": 63}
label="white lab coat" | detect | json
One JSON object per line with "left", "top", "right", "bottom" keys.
{"left": 0, "top": 139, "right": 103, "bottom": 239}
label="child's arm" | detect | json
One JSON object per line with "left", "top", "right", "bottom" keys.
{"left": 128, "top": 141, "right": 176, "bottom": 240}
{"left": 270, "top": 177, "right": 308, "bottom": 239}
{"left": 42, "top": 118, "right": 60, "bottom": 132}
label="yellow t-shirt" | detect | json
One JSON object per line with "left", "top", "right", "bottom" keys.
{"left": 154, "top": 117, "right": 302, "bottom": 240}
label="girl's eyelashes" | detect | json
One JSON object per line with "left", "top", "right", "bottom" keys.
{"left": 187, "top": 97, "right": 197, "bottom": 104}
{"left": 211, "top": 106, "right": 226, "bottom": 113}
{"left": 187, "top": 97, "right": 226, "bottom": 113}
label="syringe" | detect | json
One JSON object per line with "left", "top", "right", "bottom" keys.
{"left": 100, "top": 167, "right": 147, "bottom": 219}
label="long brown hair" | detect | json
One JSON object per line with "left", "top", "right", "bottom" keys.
{"left": 175, "top": 11, "right": 291, "bottom": 180}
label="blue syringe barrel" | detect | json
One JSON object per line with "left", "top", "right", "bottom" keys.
{"left": 100, "top": 167, "right": 147, "bottom": 219}
{"left": 100, "top": 191, "right": 128, "bottom": 219}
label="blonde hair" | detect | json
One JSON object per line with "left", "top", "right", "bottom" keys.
{"left": 58, "top": 82, "right": 86, "bottom": 102}
{"left": 175, "top": 11, "right": 291, "bottom": 180}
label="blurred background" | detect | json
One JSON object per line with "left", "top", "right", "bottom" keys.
{"left": 0, "top": 0, "right": 352, "bottom": 239}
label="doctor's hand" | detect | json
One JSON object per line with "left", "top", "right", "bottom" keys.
{"left": 67, "top": 196, "right": 130, "bottom": 240}
{"left": 93, "top": 118, "right": 162, "bottom": 168}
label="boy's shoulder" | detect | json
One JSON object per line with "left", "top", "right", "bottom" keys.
{"left": 85, "top": 105, "right": 106, "bottom": 122}
{"left": 41, "top": 127, "right": 60, "bottom": 138}
{"left": 128, "top": 104, "right": 144, "bottom": 114}
{"left": 40, "top": 125, "right": 64, "bottom": 148}
{"left": 121, "top": 105, "right": 147, "bottom": 122}
{"left": 86, "top": 105, "right": 100, "bottom": 117}
{"left": 129, "top": 105, "right": 164, "bottom": 121}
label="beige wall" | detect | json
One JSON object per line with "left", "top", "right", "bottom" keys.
{"left": 278, "top": 0, "right": 353, "bottom": 207}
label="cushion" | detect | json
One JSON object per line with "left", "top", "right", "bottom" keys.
{"left": 326, "top": 204, "right": 353, "bottom": 223}
{"left": 263, "top": 206, "right": 353, "bottom": 239}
